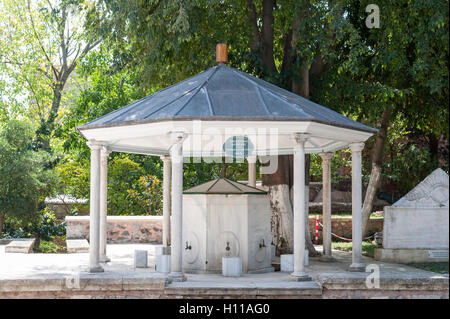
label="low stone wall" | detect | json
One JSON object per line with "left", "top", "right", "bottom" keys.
{"left": 65, "top": 216, "right": 163, "bottom": 244}
{"left": 307, "top": 217, "right": 383, "bottom": 243}
{"left": 65, "top": 215, "right": 383, "bottom": 244}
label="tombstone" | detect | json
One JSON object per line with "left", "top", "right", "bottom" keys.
{"left": 375, "top": 168, "right": 449, "bottom": 263}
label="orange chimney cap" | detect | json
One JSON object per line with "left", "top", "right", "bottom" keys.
{"left": 216, "top": 43, "right": 228, "bottom": 64}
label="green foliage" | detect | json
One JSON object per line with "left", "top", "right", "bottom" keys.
{"left": 107, "top": 156, "right": 146, "bottom": 215}
{"left": 0, "top": 119, "right": 57, "bottom": 230}
{"left": 36, "top": 237, "right": 66, "bottom": 253}
{"left": 385, "top": 144, "right": 437, "bottom": 192}
{"left": 54, "top": 159, "right": 91, "bottom": 200}
{"left": 127, "top": 175, "right": 163, "bottom": 216}
{"left": 332, "top": 241, "right": 378, "bottom": 258}
{"left": 2, "top": 208, "right": 65, "bottom": 241}
{"left": 408, "top": 262, "right": 449, "bottom": 274}
{"left": 310, "top": 150, "right": 353, "bottom": 185}
{"left": 56, "top": 47, "right": 146, "bottom": 161}
{"left": 30, "top": 208, "right": 66, "bottom": 241}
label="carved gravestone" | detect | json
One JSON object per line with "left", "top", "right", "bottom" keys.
{"left": 375, "top": 168, "right": 449, "bottom": 263}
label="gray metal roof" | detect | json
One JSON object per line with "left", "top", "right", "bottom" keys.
{"left": 78, "top": 64, "right": 377, "bottom": 133}
{"left": 183, "top": 178, "right": 267, "bottom": 195}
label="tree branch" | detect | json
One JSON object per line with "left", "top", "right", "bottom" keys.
{"left": 27, "top": 0, "right": 59, "bottom": 80}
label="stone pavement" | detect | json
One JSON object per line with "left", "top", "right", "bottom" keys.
{"left": 0, "top": 243, "right": 448, "bottom": 298}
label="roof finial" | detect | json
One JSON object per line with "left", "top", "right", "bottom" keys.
{"left": 216, "top": 43, "right": 228, "bottom": 65}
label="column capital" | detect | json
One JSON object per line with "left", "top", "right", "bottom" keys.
{"left": 169, "top": 131, "right": 187, "bottom": 144}
{"left": 247, "top": 154, "right": 257, "bottom": 164}
{"left": 318, "top": 152, "right": 334, "bottom": 161}
{"left": 292, "top": 133, "right": 310, "bottom": 144}
{"left": 87, "top": 140, "right": 103, "bottom": 150}
{"left": 160, "top": 155, "right": 171, "bottom": 162}
{"left": 100, "top": 146, "right": 111, "bottom": 157}
{"left": 349, "top": 142, "right": 365, "bottom": 153}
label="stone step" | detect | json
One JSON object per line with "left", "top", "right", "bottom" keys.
{"left": 5, "top": 238, "right": 35, "bottom": 253}
{"left": 66, "top": 239, "right": 89, "bottom": 253}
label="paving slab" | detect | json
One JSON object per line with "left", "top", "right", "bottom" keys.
{"left": 0, "top": 243, "right": 447, "bottom": 298}
{"left": 66, "top": 239, "right": 89, "bottom": 253}
{"left": 5, "top": 238, "right": 35, "bottom": 254}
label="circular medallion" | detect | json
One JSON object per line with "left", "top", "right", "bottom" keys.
{"left": 184, "top": 232, "right": 199, "bottom": 264}
{"left": 223, "top": 136, "right": 254, "bottom": 159}
{"left": 216, "top": 231, "right": 240, "bottom": 257}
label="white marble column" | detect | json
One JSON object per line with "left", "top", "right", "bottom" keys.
{"left": 99, "top": 146, "right": 111, "bottom": 263}
{"left": 319, "top": 152, "right": 334, "bottom": 262}
{"left": 168, "top": 132, "right": 187, "bottom": 282}
{"left": 87, "top": 141, "right": 103, "bottom": 273}
{"left": 290, "top": 133, "right": 311, "bottom": 281}
{"left": 247, "top": 155, "right": 257, "bottom": 187}
{"left": 161, "top": 155, "right": 171, "bottom": 249}
{"left": 349, "top": 142, "right": 365, "bottom": 272}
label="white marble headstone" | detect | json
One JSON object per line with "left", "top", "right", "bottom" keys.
{"left": 393, "top": 168, "right": 449, "bottom": 208}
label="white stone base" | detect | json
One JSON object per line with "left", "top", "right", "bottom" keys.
{"left": 280, "top": 254, "right": 294, "bottom": 272}
{"left": 156, "top": 254, "right": 171, "bottom": 273}
{"left": 280, "top": 251, "right": 308, "bottom": 272}
{"left": 375, "top": 248, "right": 449, "bottom": 263}
{"left": 155, "top": 246, "right": 171, "bottom": 255}
{"left": 222, "top": 257, "right": 242, "bottom": 277}
{"left": 134, "top": 250, "right": 148, "bottom": 268}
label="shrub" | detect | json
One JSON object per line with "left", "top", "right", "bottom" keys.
{"left": 127, "top": 175, "right": 163, "bottom": 215}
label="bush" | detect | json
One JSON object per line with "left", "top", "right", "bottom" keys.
{"left": 30, "top": 208, "right": 66, "bottom": 241}
{"left": 1, "top": 208, "right": 65, "bottom": 241}
{"left": 127, "top": 175, "right": 163, "bottom": 215}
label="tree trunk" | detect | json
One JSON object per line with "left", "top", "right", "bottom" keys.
{"left": 261, "top": 0, "right": 276, "bottom": 73}
{"left": 291, "top": 3, "right": 319, "bottom": 256}
{"left": 262, "top": 155, "right": 294, "bottom": 254}
{"left": 362, "top": 108, "right": 392, "bottom": 237}
{"left": 269, "top": 184, "right": 294, "bottom": 254}
{"left": 221, "top": 157, "right": 227, "bottom": 178}
{"left": 0, "top": 214, "right": 4, "bottom": 238}
{"left": 428, "top": 133, "right": 439, "bottom": 166}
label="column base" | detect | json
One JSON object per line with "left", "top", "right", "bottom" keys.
{"left": 156, "top": 246, "right": 171, "bottom": 255}
{"left": 168, "top": 272, "right": 187, "bottom": 282}
{"left": 100, "top": 255, "right": 111, "bottom": 263}
{"left": 319, "top": 255, "right": 335, "bottom": 262}
{"left": 289, "top": 272, "right": 312, "bottom": 281}
{"left": 348, "top": 263, "right": 366, "bottom": 272}
{"left": 89, "top": 265, "right": 104, "bottom": 273}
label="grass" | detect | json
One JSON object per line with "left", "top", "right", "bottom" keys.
{"left": 312, "top": 212, "right": 383, "bottom": 219}
{"left": 332, "top": 241, "right": 378, "bottom": 258}
{"left": 34, "top": 235, "right": 67, "bottom": 253}
{"left": 407, "top": 262, "right": 449, "bottom": 274}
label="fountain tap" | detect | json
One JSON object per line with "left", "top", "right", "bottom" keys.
{"left": 259, "top": 239, "right": 267, "bottom": 248}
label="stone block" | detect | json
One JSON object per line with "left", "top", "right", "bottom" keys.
{"left": 66, "top": 239, "right": 89, "bottom": 253}
{"left": 134, "top": 250, "right": 148, "bottom": 268}
{"left": 374, "top": 248, "right": 449, "bottom": 263}
{"left": 156, "top": 254, "right": 171, "bottom": 273}
{"left": 280, "top": 254, "right": 293, "bottom": 272}
{"left": 5, "top": 238, "right": 35, "bottom": 253}
{"left": 155, "top": 246, "right": 171, "bottom": 255}
{"left": 222, "top": 257, "right": 242, "bottom": 277}
{"left": 280, "top": 252, "right": 308, "bottom": 271}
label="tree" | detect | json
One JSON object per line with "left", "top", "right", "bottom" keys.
{"left": 0, "top": 0, "right": 102, "bottom": 151}
{"left": 0, "top": 120, "right": 54, "bottom": 236}
{"left": 82, "top": 0, "right": 448, "bottom": 248}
